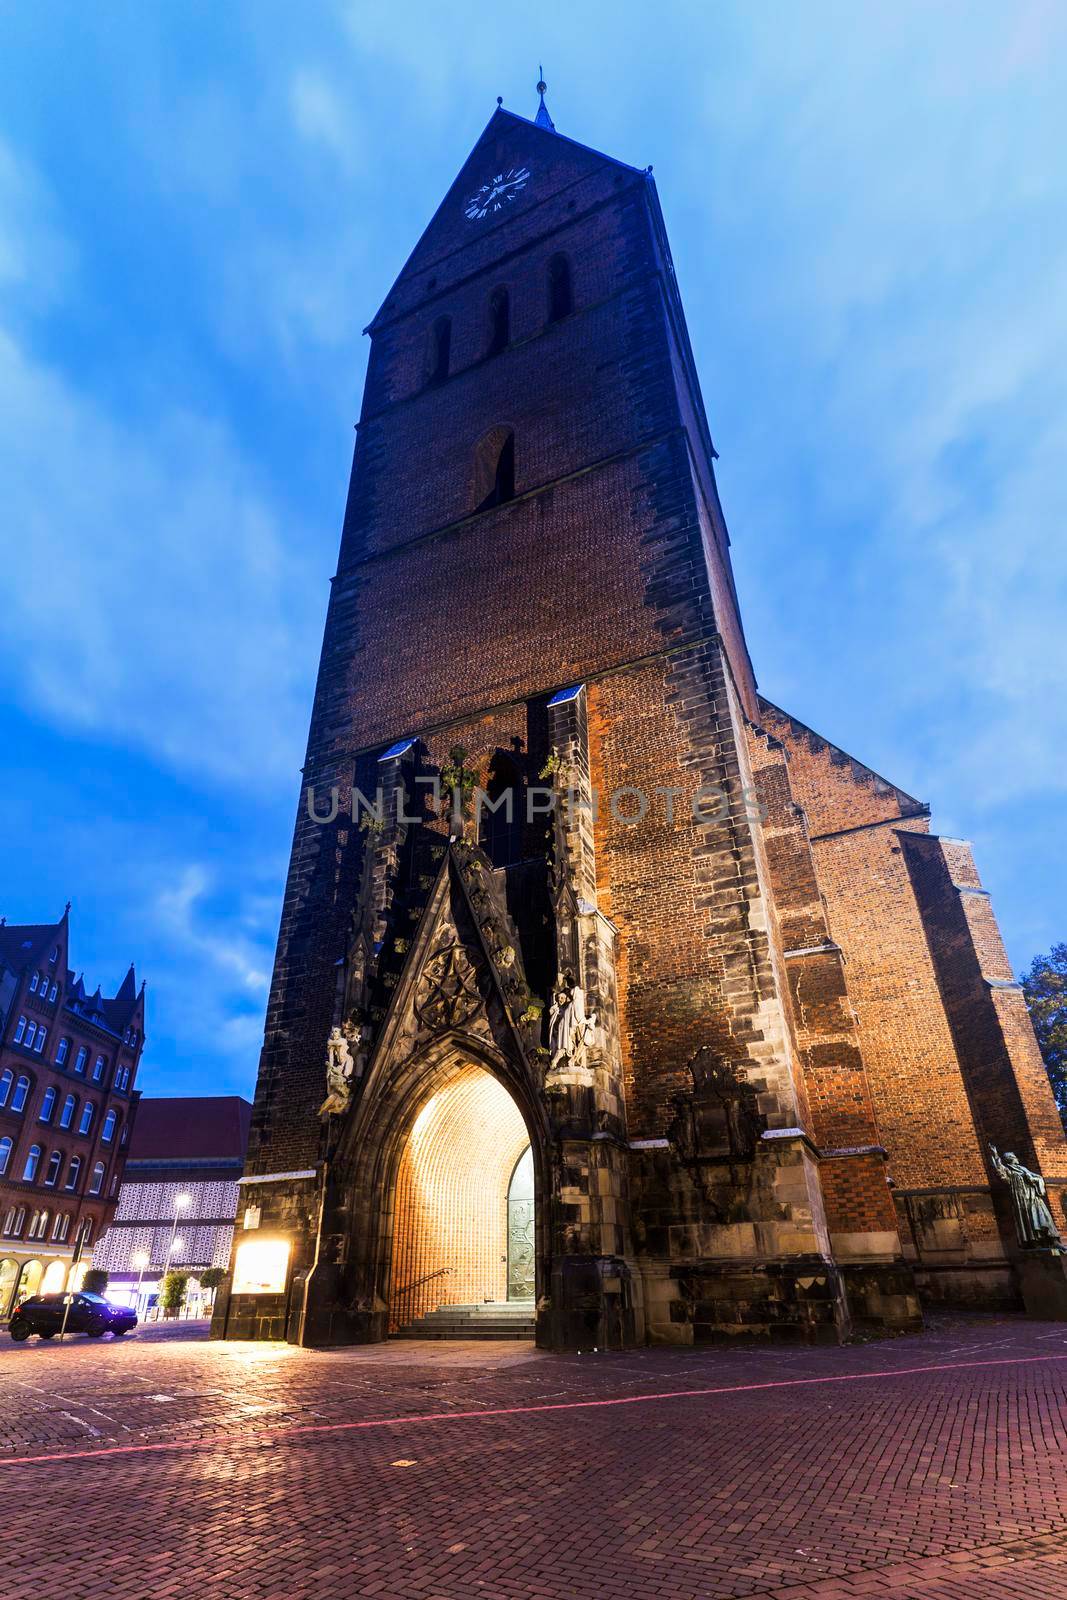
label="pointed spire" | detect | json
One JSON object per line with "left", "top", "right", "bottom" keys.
{"left": 115, "top": 963, "right": 137, "bottom": 1002}
{"left": 534, "top": 68, "right": 555, "bottom": 131}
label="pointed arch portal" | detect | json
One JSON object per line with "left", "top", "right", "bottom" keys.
{"left": 389, "top": 1062, "right": 533, "bottom": 1329}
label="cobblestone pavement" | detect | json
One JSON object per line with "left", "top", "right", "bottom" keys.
{"left": 2, "top": 1314, "right": 1067, "bottom": 1599}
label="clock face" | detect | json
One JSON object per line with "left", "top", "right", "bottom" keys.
{"left": 465, "top": 166, "right": 531, "bottom": 221}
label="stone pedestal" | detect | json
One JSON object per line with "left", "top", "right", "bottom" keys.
{"left": 1017, "top": 1251, "right": 1067, "bottom": 1320}
{"left": 538, "top": 1256, "right": 637, "bottom": 1351}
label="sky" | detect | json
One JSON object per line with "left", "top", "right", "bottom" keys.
{"left": 1, "top": 1, "right": 1065, "bottom": 1100}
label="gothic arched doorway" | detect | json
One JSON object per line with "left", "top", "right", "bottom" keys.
{"left": 388, "top": 1062, "right": 534, "bottom": 1330}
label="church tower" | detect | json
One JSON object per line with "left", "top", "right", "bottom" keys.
{"left": 216, "top": 88, "right": 1067, "bottom": 1347}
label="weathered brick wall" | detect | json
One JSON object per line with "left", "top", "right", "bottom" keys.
{"left": 756, "top": 700, "right": 1067, "bottom": 1298}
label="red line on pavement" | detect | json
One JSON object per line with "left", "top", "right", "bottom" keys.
{"left": 3, "top": 1349, "right": 1067, "bottom": 1469}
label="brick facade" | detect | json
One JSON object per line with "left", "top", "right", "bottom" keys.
{"left": 0, "top": 908, "right": 144, "bottom": 1315}
{"left": 217, "top": 101, "right": 1062, "bottom": 1349}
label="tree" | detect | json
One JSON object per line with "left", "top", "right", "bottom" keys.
{"left": 82, "top": 1268, "right": 108, "bottom": 1295}
{"left": 1021, "top": 943, "right": 1067, "bottom": 1118}
{"left": 199, "top": 1267, "right": 225, "bottom": 1295}
{"left": 160, "top": 1270, "right": 189, "bottom": 1316}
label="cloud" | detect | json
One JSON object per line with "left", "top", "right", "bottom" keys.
{"left": 155, "top": 865, "right": 271, "bottom": 995}
{"left": 290, "top": 68, "right": 360, "bottom": 169}
{"left": 0, "top": 325, "right": 323, "bottom": 788}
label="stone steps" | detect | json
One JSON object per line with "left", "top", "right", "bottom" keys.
{"left": 394, "top": 1301, "right": 536, "bottom": 1340}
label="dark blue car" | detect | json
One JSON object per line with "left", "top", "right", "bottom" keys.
{"left": 8, "top": 1290, "right": 137, "bottom": 1341}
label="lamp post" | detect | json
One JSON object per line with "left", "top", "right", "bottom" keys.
{"left": 158, "top": 1192, "right": 190, "bottom": 1319}
{"left": 131, "top": 1248, "right": 150, "bottom": 1314}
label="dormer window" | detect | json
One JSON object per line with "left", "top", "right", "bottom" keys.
{"left": 29, "top": 972, "right": 38, "bottom": 994}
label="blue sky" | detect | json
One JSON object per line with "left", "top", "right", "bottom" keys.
{"left": 1, "top": 2, "right": 1065, "bottom": 1099}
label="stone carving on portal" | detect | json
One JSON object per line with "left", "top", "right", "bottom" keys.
{"left": 413, "top": 938, "right": 486, "bottom": 1035}
{"left": 668, "top": 1047, "right": 766, "bottom": 1167}
{"left": 990, "top": 1145, "right": 1063, "bottom": 1251}
{"left": 319, "top": 1023, "right": 360, "bottom": 1118}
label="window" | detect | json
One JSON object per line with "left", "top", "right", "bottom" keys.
{"left": 13, "top": 1015, "right": 26, "bottom": 1044}
{"left": 474, "top": 428, "right": 515, "bottom": 512}
{"left": 29, "top": 972, "right": 38, "bottom": 993}
{"left": 34, "top": 1028, "right": 46, "bottom": 1054}
{"left": 48, "top": 983, "right": 57, "bottom": 1002}
{"left": 49, "top": 945, "right": 58, "bottom": 965}
{"left": 101, "top": 1110, "right": 117, "bottom": 1143}
{"left": 0, "top": 1137, "right": 11, "bottom": 1177}
{"left": 2, "top": 1206, "right": 17, "bottom": 1235}
{"left": 428, "top": 315, "right": 452, "bottom": 384}
{"left": 92, "top": 1054, "right": 106, "bottom": 1082}
{"left": 28, "top": 1209, "right": 49, "bottom": 1241}
{"left": 0, "top": 1069, "right": 11, "bottom": 1107}
{"left": 73, "top": 1046, "right": 88, "bottom": 1075}
{"left": 119, "top": 1120, "right": 128, "bottom": 1146}
{"left": 129, "top": 1030, "right": 138, "bottom": 1049}
{"left": 44, "top": 1151, "right": 62, "bottom": 1188}
{"left": 480, "top": 750, "right": 525, "bottom": 867}
{"left": 23, "top": 1021, "right": 36, "bottom": 1050}
{"left": 56, "top": 1037, "right": 70, "bottom": 1065}
{"left": 39, "top": 1087, "right": 56, "bottom": 1124}
{"left": 487, "top": 286, "right": 510, "bottom": 355}
{"left": 65, "top": 1155, "right": 82, "bottom": 1191}
{"left": 59, "top": 1094, "right": 76, "bottom": 1130}
{"left": 78, "top": 1216, "right": 94, "bottom": 1247}
{"left": 547, "top": 254, "right": 573, "bottom": 321}
{"left": 78, "top": 1102, "right": 95, "bottom": 1137}
{"left": 115, "top": 1066, "right": 131, "bottom": 1093}
{"left": 22, "top": 1144, "right": 41, "bottom": 1182}
{"left": 11, "top": 1076, "right": 30, "bottom": 1114}
{"left": 89, "top": 1162, "right": 105, "bottom": 1196}
{"left": 9, "top": 1206, "right": 25, "bottom": 1237}
{"left": 52, "top": 1213, "right": 70, "bottom": 1242}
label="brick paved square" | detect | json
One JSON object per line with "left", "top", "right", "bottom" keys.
{"left": 2, "top": 1316, "right": 1067, "bottom": 1598}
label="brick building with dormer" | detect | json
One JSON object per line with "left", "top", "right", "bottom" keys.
{"left": 0, "top": 907, "right": 144, "bottom": 1316}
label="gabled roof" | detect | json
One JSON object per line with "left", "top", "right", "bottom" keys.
{"left": 367, "top": 101, "right": 644, "bottom": 330}
{"left": 0, "top": 918, "right": 60, "bottom": 972}
{"left": 757, "top": 696, "right": 927, "bottom": 815}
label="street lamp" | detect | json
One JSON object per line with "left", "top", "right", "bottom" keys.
{"left": 157, "top": 1192, "right": 191, "bottom": 1319}
{"left": 132, "top": 1248, "right": 150, "bottom": 1309}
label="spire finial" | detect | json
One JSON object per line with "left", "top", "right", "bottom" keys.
{"left": 534, "top": 67, "right": 555, "bottom": 132}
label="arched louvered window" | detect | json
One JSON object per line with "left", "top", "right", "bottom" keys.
{"left": 473, "top": 428, "right": 515, "bottom": 513}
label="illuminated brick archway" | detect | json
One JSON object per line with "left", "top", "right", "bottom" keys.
{"left": 390, "top": 1062, "right": 532, "bottom": 1327}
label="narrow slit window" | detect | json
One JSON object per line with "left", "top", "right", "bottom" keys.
{"left": 487, "top": 287, "right": 510, "bottom": 355}
{"left": 429, "top": 315, "right": 451, "bottom": 384}
{"left": 547, "top": 254, "right": 573, "bottom": 321}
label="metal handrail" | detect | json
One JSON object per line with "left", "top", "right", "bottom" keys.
{"left": 392, "top": 1265, "right": 451, "bottom": 1330}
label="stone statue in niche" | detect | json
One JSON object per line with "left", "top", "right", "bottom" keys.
{"left": 547, "top": 976, "right": 597, "bottom": 1075}
{"left": 669, "top": 1047, "right": 765, "bottom": 1164}
{"left": 319, "top": 1023, "right": 358, "bottom": 1118}
{"left": 990, "top": 1145, "right": 1063, "bottom": 1250}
